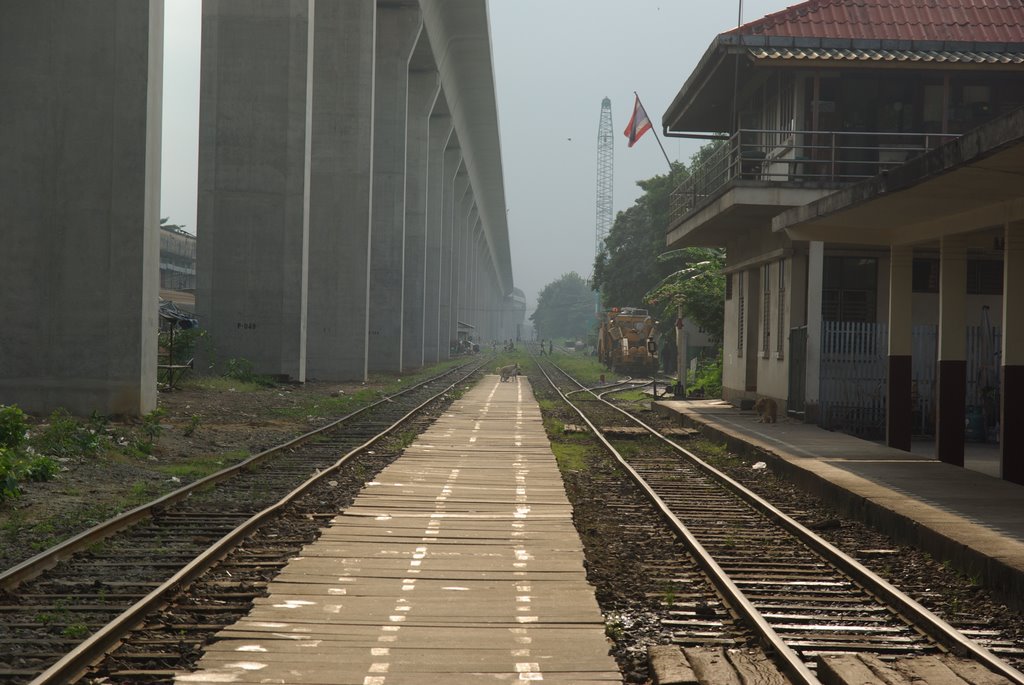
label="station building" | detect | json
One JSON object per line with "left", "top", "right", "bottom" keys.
{"left": 662, "top": 0, "right": 1024, "bottom": 480}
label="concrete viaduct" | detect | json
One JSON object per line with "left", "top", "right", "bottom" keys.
{"left": 1, "top": 0, "right": 520, "bottom": 417}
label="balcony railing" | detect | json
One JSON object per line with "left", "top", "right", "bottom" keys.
{"left": 669, "top": 128, "right": 958, "bottom": 223}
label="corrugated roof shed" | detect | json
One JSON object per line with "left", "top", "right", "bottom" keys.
{"left": 727, "top": 0, "right": 1024, "bottom": 42}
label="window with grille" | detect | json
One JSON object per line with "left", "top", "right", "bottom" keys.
{"left": 737, "top": 271, "right": 745, "bottom": 357}
{"left": 822, "top": 256, "right": 877, "bottom": 322}
{"left": 776, "top": 258, "right": 786, "bottom": 359}
{"left": 762, "top": 264, "right": 771, "bottom": 359}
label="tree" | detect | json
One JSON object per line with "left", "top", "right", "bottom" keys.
{"left": 530, "top": 272, "right": 595, "bottom": 341}
{"left": 593, "top": 141, "right": 726, "bottom": 341}
{"left": 645, "top": 247, "right": 725, "bottom": 342}
{"left": 592, "top": 162, "right": 687, "bottom": 310}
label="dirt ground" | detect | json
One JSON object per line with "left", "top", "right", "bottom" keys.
{"left": 0, "top": 375, "right": 387, "bottom": 571}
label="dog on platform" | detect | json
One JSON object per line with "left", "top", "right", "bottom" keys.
{"left": 498, "top": 363, "right": 519, "bottom": 382}
{"left": 754, "top": 396, "right": 778, "bottom": 424}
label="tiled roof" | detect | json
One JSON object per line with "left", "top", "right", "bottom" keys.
{"left": 727, "top": 0, "right": 1024, "bottom": 42}
{"left": 748, "top": 45, "right": 1024, "bottom": 61}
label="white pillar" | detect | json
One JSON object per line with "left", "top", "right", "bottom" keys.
{"left": 805, "top": 241, "right": 824, "bottom": 419}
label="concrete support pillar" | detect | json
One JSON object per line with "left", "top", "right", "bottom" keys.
{"left": 936, "top": 235, "right": 967, "bottom": 466}
{"left": 0, "top": 1, "right": 163, "bottom": 416}
{"left": 446, "top": 173, "right": 469, "bottom": 353}
{"left": 307, "top": 0, "right": 375, "bottom": 381}
{"left": 887, "top": 245, "right": 914, "bottom": 451}
{"left": 1001, "top": 221, "right": 1024, "bottom": 483}
{"left": 368, "top": 5, "right": 421, "bottom": 372}
{"left": 401, "top": 66, "right": 440, "bottom": 371}
{"left": 423, "top": 116, "right": 453, "bottom": 364}
{"left": 805, "top": 241, "right": 824, "bottom": 421}
{"left": 440, "top": 156, "right": 463, "bottom": 357}
{"left": 454, "top": 195, "right": 474, "bottom": 335}
{"left": 198, "top": 0, "right": 312, "bottom": 382}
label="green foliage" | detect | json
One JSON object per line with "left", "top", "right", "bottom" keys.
{"left": 688, "top": 351, "right": 723, "bottom": 398}
{"left": 646, "top": 247, "right": 726, "bottom": 343}
{"left": 529, "top": 272, "right": 597, "bottom": 341}
{"left": 182, "top": 414, "right": 201, "bottom": 437}
{"left": 32, "top": 408, "right": 107, "bottom": 458}
{"left": 137, "top": 408, "right": 165, "bottom": 452}
{"left": 0, "top": 447, "right": 60, "bottom": 501}
{"left": 224, "top": 358, "right": 276, "bottom": 387}
{"left": 592, "top": 142, "right": 727, "bottom": 345}
{"left": 0, "top": 405, "right": 28, "bottom": 449}
{"left": 593, "top": 163, "right": 689, "bottom": 310}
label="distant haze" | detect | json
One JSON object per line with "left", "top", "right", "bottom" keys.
{"left": 160, "top": 0, "right": 782, "bottom": 314}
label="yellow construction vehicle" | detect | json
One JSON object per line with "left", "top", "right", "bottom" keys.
{"left": 596, "top": 307, "right": 658, "bottom": 375}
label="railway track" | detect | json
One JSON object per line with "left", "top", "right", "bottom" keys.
{"left": 0, "top": 358, "right": 488, "bottom": 685}
{"left": 535, "top": 356, "right": 1024, "bottom": 685}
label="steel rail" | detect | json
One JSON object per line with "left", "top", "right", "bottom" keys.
{"left": 0, "top": 361, "right": 474, "bottom": 593}
{"left": 546, "top": 358, "right": 1024, "bottom": 685}
{"left": 27, "top": 358, "right": 486, "bottom": 685}
{"left": 533, "top": 358, "right": 822, "bottom": 685}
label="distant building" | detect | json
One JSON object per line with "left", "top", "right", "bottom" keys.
{"left": 160, "top": 223, "right": 196, "bottom": 292}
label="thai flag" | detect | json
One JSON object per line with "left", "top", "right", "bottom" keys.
{"left": 623, "top": 95, "right": 652, "bottom": 148}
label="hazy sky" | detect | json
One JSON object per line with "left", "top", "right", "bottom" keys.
{"left": 160, "top": 0, "right": 782, "bottom": 312}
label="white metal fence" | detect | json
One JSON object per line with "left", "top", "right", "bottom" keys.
{"left": 819, "top": 321, "right": 1000, "bottom": 439}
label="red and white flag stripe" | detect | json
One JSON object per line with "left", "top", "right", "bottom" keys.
{"left": 623, "top": 95, "right": 653, "bottom": 148}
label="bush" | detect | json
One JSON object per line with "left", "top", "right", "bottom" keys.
{"left": 688, "top": 351, "right": 722, "bottom": 398}
{"left": 224, "top": 358, "right": 275, "bottom": 387}
{"left": 0, "top": 448, "right": 60, "bottom": 501}
{"left": 0, "top": 405, "right": 28, "bottom": 449}
{"left": 31, "top": 408, "right": 106, "bottom": 458}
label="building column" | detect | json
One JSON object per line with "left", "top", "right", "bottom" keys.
{"left": 936, "top": 235, "right": 967, "bottom": 466}
{"left": 0, "top": 1, "right": 163, "bottom": 416}
{"left": 401, "top": 64, "right": 439, "bottom": 371}
{"left": 423, "top": 112, "right": 452, "bottom": 364}
{"left": 887, "top": 245, "right": 913, "bottom": 450}
{"left": 368, "top": 5, "right": 421, "bottom": 372}
{"left": 805, "top": 241, "right": 824, "bottom": 421}
{"left": 307, "top": 0, "right": 375, "bottom": 381}
{"left": 198, "top": 0, "right": 311, "bottom": 382}
{"left": 1002, "top": 221, "right": 1024, "bottom": 483}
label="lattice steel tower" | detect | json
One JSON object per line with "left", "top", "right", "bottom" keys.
{"left": 595, "top": 97, "right": 614, "bottom": 259}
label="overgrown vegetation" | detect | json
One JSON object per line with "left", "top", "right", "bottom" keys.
{"left": 0, "top": 405, "right": 63, "bottom": 501}
{"left": 686, "top": 351, "right": 723, "bottom": 398}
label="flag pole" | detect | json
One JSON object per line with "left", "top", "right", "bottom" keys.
{"left": 635, "top": 91, "right": 674, "bottom": 172}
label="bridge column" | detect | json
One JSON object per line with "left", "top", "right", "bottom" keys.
{"left": 402, "top": 64, "right": 440, "bottom": 371}
{"left": 423, "top": 114, "right": 452, "bottom": 364}
{"left": 0, "top": 1, "right": 163, "bottom": 416}
{"left": 1002, "top": 221, "right": 1024, "bottom": 483}
{"left": 453, "top": 190, "right": 473, "bottom": 343}
{"left": 887, "top": 245, "right": 914, "bottom": 451}
{"left": 368, "top": 4, "right": 421, "bottom": 372}
{"left": 439, "top": 151, "right": 462, "bottom": 357}
{"left": 306, "top": 0, "right": 376, "bottom": 381}
{"left": 197, "top": 0, "right": 312, "bottom": 382}
{"left": 936, "top": 235, "right": 967, "bottom": 466}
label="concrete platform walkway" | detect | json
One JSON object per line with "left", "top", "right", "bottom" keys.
{"left": 655, "top": 399, "right": 1024, "bottom": 609}
{"left": 178, "top": 375, "right": 619, "bottom": 684}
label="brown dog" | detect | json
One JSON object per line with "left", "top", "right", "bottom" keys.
{"left": 755, "top": 397, "right": 777, "bottom": 424}
{"left": 499, "top": 363, "right": 519, "bottom": 382}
